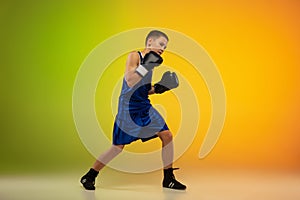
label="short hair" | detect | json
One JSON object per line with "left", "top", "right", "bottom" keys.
{"left": 145, "top": 30, "right": 169, "bottom": 46}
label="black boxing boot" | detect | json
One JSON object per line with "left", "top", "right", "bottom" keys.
{"left": 163, "top": 168, "right": 186, "bottom": 190}
{"left": 80, "top": 168, "right": 99, "bottom": 190}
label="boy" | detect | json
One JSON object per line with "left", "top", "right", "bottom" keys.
{"left": 80, "top": 30, "right": 186, "bottom": 191}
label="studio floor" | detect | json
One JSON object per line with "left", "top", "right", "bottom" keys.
{"left": 0, "top": 169, "right": 299, "bottom": 200}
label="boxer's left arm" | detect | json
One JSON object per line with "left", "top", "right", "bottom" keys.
{"left": 154, "top": 71, "right": 179, "bottom": 94}
{"left": 148, "top": 86, "right": 155, "bottom": 95}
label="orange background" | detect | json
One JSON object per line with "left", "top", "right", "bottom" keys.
{"left": 110, "top": 0, "right": 300, "bottom": 172}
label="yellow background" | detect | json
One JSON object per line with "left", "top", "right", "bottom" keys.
{"left": 1, "top": 0, "right": 299, "bottom": 174}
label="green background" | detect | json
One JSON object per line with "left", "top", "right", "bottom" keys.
{"left": 0, "top": 0, "right": 123, "bottom": 173}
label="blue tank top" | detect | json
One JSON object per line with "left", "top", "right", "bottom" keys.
{"left": 116, "top": 51, "right": 152, "bottom": 119}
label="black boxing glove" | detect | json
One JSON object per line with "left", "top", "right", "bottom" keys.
{"left": 154, "top": 71, "right": 179, "bottom": 94}
{"left": 135, "top": 51, "right": 163, "bottom": 77}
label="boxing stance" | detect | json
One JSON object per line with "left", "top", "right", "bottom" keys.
{"left": 80, "top": 30, "right": 186, "bottom": 190}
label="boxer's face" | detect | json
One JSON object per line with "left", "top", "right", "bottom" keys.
{"left": 147, "top": 36, "right": 168, "bottom": 55}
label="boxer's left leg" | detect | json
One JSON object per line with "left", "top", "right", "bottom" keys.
{"left": 157, "top": 130, "right": 173, "bottom": 169}
{"left": 157, "top": 130, "right": 186, "bottom": 190}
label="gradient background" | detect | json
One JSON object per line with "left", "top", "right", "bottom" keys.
{"left": 1, "top": 0, "right": 300, "bottom": 178}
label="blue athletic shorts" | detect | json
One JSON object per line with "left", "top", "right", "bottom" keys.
{"left": 112, "top": 107, "right": 169, "bottom": 145}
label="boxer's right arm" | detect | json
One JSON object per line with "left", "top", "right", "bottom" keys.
{"left": 125, "top": 51, "right": 163, "bottom": 88}
{"left": 125, "top": 52, "right": 143, "bottom": 88}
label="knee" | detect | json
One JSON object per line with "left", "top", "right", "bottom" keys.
{"left": 116, "top": 144, "right": 125, "bottom": 150}
{"left": 112, "top": 144, "right": 125, "bottom": 153}
{"left": 159, "top": 131, "right": 173, "bottom": 142}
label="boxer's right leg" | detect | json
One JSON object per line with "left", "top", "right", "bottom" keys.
{"left": 80, "top": 145, "right": 124, "bottom": 190}
{"left": 93, "top": 145, "right": 124, "bottom": 171}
